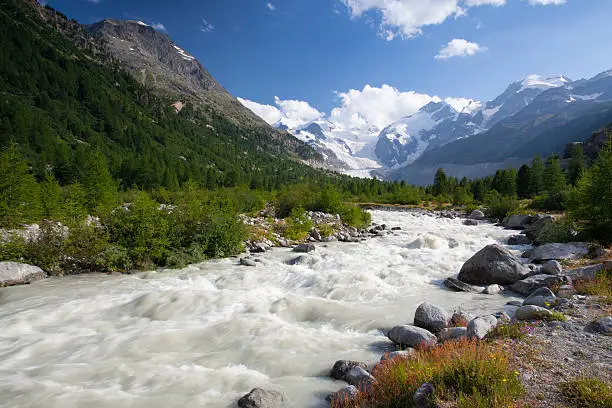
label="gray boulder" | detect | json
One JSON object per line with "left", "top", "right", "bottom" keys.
{"left": 541, "top": 260, "right": 563, "bottom": 275}
{"left": 443, "top": 277, "right": 484, "bottom": 293}
{"left": 451, "top": 310, "right": 475, "bottom": 326}
{"left": 467, "top": 315, "right": 498, "bottom": 339}
{"left": 586, "top": 317, "right": 612, "bottom": 335}
{"left": 457, "top": 244, "right": 532, "bottom": 285}
{"left": 293, "top": 243, "right": 315, "bottom": 253}
{"left": 463, "top": 219, "right": 479, "bottom": 226}
{"left": 413, "top": 383, "right": 435, "bottom": 408}
{"left": 238, "top": 388, "right": 285, "bottom": 408}
{"left": 504, "top": 214, "right": 533, "bottom": 230}
{"left": 284, "top": 256, "right": 312, "bottom": 266}
{"left": 565, "top": 262, "right": 609, "bottom": 280}
{"left": 414, "top": 302, "right": 452, "bottom": 333}
{"left": 345, "top": 366, "right": 375, "bottom": 392}
{"left": 330, "top": 360, "right": 368, "bottom": 382}
{"left": 523, "top": 287, "right": 557, "bottom": 308}
{"left": 528, "top": 243, "right": 589, "bottom": 263}
{"left": 250, "top": 243, "right": 269, "bottom": 253}
{"left": 508, "top": 235, "right": 531, "bottom": 245}
{"left": 483, "top": 284, "right": 503, "bottom": 295}
{"left": 0, "top": 262, "right": 45, "bottom": 287}
{"left": 438, "top": 327, "right": 467, "bottom": 342}
{"left": 240, "top": 258, "right": 258, "bottom": 267}
{"left": 509, "top": 274, "right": 566, "bottom": 296}
{"left": 514, "top": 305, "right": 553, "bottom": 321}
{"left": 469, "top": 210, "right": 486, "bottom": 220}
{"left": 525, "top": 216, "right": 554, "bottom": 243}
{"left": 387, "top": 325, "right": 437, "bottom": 347}
{"left": 380, "top": 349, "right": 416, "bottom": 362}
{"left": 326, "top": 385, "right": 359, "bottom": 406}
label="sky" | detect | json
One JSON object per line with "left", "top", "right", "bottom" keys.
{"left": 46, "top": 0, "right": 612, "bottom": 131}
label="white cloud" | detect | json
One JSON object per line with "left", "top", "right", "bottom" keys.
{"left": 330, "top": 84, "right": 438, "bottom": 129}
{"left": 151, "top": 22, "right": 166, "bottom": 31}
{"left": 238, "top": 97, "right": 324, "bottom": 128}
{"left": 266, "top": 2, "right": 276, "bottom": 10}
{"left": 200, "top": 19, "right": 215, "bottom": 33}
{"left": 465, "top": 0, "right": 505, "bottom": 5}
{"left": 526, "top": 0, "right": 566, "bottom": 4}
{"left": 435, "top": 38, "right": 486, "bottom": 60}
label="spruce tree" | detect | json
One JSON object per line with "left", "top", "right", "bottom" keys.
{"left": 543, "top": 156, "right": 566, "bottom": 196}
{"left": 529, "top": 156, "right": 545, "bottom": 196}
{"left": 567, "top": 144, "right": 586, "bottom": 186}
{"left": 40, "top": 170, "right": 62, "bottom": 219}
{"left": 82, "top": 150, "right": 117, "bottom": 212}
{"left": 517, "top": 164, "right": 532, "bottom": 199}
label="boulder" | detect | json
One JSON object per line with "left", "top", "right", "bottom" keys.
{"left": 326, "top": 385, "right": 359, "bottom": 406}
{"left": 237, "top": 388, "right": 285, "bottom": 408}
{"left": 514, "top": 305, "right": 553, "bottom": 321}
{"left": 509, "top": 274, "right": 566, "bottom": 296}
{"left": 284, "top": 256, "right": 312, "bottom": 266}
{"left": 438, "top": 327, "right": 467, "bottom": 342}
{"left": 541, "top": 260, "right": 563, "bottom": 275}
{"left": 463, "top": 219, "right": 479, "bottom": 226}
{"left": 391, "top": 227, "right": 402, "bottom": 231}
{"left": 380, "top": 349, "right": 416, "bottom": 362}
{"left": 565, "top": 263, "right": 609, "bottom": 280}
{"left": 525, "top": 216, "right": 554, "bottom": 243}
{"left": 250, "top": 243, "right": 269, "bottom": 253}
{"left": 528, "top": 243, "right": 589, "bottom": 263}
{"left": 293, "top": 243, "right": 315, "bottom": 253}
{"left": 387, "top": 325, "right": 437, "bottom": 347}
{"left": 467, "top": 315, "right": 498, "bottom": 340}
{"left": 457, "top": 244, "right": 532, "bottom": 285}
{"left": 508, "top": 235, "right": 531, "bottom": 245}
{"left": 504, "top": 214, "right": 533, "bottom": 230}
{"left": 523, "top": 287, "right": 557, "bottom": 308}
{"left": 586, "top": 317, "right": 612, "bottom": 335}
{"left": 330, "top": 360, "right": 368, "bottom": 382}
{"left": 443, "top": 277, "right": 484, "bottom": 294}
{"left": 413, "top": 302, "right": 452, "bottom": 333}
{"left": 413, "top": 383, "right": 436, "bottom": 408}
{"left": 345, "top": 366, "right": 375, "bottom": 392}
{"left": 240, "top": 258, "right": 258, "bottom": 267}
{"left": 469, "top": 210, "right": 486, "bottom": 220}
{"left": 0, "top": 262, "right": 46, "bottom": 287}
{"left": 451, "top": 310, "right": 474, "bottom": 326}
{"left": 483, "top": 284, "right": 503, "bottom": 295}
{"left": 447, "top": 238, "right": 460, "bottom": 249}
{"left": 506, "top": 300, "right": 523, "bottom": 307}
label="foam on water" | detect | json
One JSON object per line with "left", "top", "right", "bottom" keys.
{"left": 0, "top": 211, "right": 522, "bottom": 408}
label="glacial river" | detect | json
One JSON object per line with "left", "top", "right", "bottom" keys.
{"left": 0, "top": 210, "right": 523, "bottom": 408}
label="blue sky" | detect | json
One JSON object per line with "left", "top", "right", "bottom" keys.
{"left": 47, "top": 0, "right": 612, "bottom": 130}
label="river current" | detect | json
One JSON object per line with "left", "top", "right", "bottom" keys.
{"left": 0, "top": 210, "right": 523, "bottom": 408}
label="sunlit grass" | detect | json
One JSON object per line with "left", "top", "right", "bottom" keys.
{"left": 574, "top": 270, "right": 612, "bottom": 305}
{"left": 559, "top": 377, "right": 612, "bottom": 408}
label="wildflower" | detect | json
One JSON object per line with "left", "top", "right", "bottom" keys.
{"left": 502, "top": 378, "right": 507, "bottom": 382}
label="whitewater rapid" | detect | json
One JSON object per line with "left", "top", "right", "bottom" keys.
{"left": 0, "top": 211, "right": 523, "bottom": 408}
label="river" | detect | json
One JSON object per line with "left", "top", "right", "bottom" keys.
{"left": 0, "top": 210, "right": 524, "bottom": 408}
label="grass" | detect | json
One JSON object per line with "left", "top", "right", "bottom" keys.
{"left": 558, "top": 377, "right": 612, "bottom": 408}
{"left": 486, "top": 322, "right": 536, "bottom": 341}
{"left": 573, "top": 269, "right": 612, "bottom": 305}
{"left": 332, "top": 339, "right": 524, "bottom": 408}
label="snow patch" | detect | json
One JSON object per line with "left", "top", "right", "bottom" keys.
{"left": 173, "top": 45, "right": 195, "bottom": 61}
{"left": 518, "top": 74, "right": 569, "bottom": 93}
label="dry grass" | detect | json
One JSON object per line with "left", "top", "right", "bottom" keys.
{"left": 333, "top": 339, "right": 524, "bottom": 408}
{"left": 574, "top": 270, "right": 612, "bottom": 305}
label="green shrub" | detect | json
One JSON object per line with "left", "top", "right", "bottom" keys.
{"left": 284, "top": 207, "right": 313, "bottom": 241}
{"left": 535, "top": 216, "right": 577, "bottom": 244}
{"left": 339, "top": 205, "right": 371, "bottom": 229}
{"left": 530, "top": 191, "right": 569, "bottom": 212}
{"left": 317, "top": 223, "right": 335, "bottom": 238}
{"left": 0, "top": 233, "right": 27, "bottom": 261}
{"left": 486, "top": 322, "right": 535, "bottom": 341}
{"left": 484, "top": 191, "right": 519, "bottom": 220}
{"left": 559, "top": 377, "right": 612, "bottom": 408}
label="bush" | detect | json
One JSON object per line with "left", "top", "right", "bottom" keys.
{"left": 484, "top": 191, "right": 519, "bottom": 220}
{"left": 339, "top": 205, "right": 372, "bottom": 229}
{"left": 559, "top": 377, "right": 612, "bottom": 408}
{"left": 573, "top": 270, "right": 612, "bottom": 305}
{"left": 535, "top": 216, "right": 578, "bottom": 244}
{"left": 486, "top": 322, "right": 535, "bottom": 341}
{"left": 530, "top": 191, "right": 569, "bottom": 212}
{"left": 337, "top": 339, "right": 524, "bottom": 408}
{"left": 283, "top": 207, "right": 313, "bottom": 241}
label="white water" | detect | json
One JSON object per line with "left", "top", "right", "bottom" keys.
{"left": 0, "top": 211, "right": 522, "bottom": 408}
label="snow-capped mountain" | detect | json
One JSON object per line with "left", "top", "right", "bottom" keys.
{"left": 374, "top": 74, "right": 574, "bottom": 168}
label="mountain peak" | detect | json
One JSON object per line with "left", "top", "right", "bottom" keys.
{"left": 517, "top": 74, "right": 571, "bottom": 92}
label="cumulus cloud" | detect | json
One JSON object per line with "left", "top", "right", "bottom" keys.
{"left": 151, "top": 22, "right": 166, "bottom": 31}
{"left": 238, "top": 97, "right": 324, "bottom": 128}
{"left": 200, "top": 19, "right": 215, "bottom": 33}
{"left": 435, "top": 38, "right": 486, "bottom": 60}
{"left": 330, "top": 84, "right": 438, "bottom": 130}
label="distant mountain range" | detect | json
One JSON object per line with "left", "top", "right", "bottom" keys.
{"left": 266, "top": 71, "right": 612, "bottom": 184}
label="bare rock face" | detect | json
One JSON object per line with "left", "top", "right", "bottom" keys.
{"left": 458, "top": 244, "right": 531, "bottom": 285}
{"left": 0, "top": 262, "right": 46, "bottom": 287}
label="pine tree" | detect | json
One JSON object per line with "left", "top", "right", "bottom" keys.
{"left": 529, "top": 156, "right": 545, "bottom": 196}
{"left": 0, "top": 142, "right": 41, "bottom": 227}
{"left": 567, "top": 144, "right": 586, "bottom": 186}
{"left": 82, "top": 150, "right": 117, "bottom": 212}
{"left": 543, "top": 156, "right": 566, "bottom": 196}
{"left": 40, "top": 170, "right": 62, "bottom": 218}
{"left": 432, "top": 168, "right": 448, "bottom": 196}
{"left": 517, "top": 164, "right": 532, "bottom": 199}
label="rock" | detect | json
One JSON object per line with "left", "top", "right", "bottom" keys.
{"left": 413, "top": 383, "right": 435, "bottom": 408}
{"left": 451, "top": 310, "right": 474, "bottom": 326}
{"left": 467, "top": 315, "right": 498, "bottom": 339}
{"left": 345, "top": 366, "right": 375, "bottom": 392}
{"left": 237, "top": 388, "right": 285, "bottom": 408}
{"left": 443, "top": 277, "right": 484, "bottom": 294}
{"left": 463, "top": 219, "right": 479, "bottom": 226}
{"left": 508, "top": 235, "right": 531, "bottom": 245}
{"left": 469, "top": 210, "right": 486, "bottom": 220}
{"left": 586, "top": 317, "right": 612, "bottom": 335}
{"left": 447, "top": 238, "right": 459, "bottom": 249}
{"left": 250, "top": 243, "right": 269, "bottom": 253}
{"left": 438, "top": 327, "right": 467, "bottom": 342}
{"left": 293, "top": 243, "right": 315, "bottom": 253}
{"left": 504, "top": 214, "right": 533, "bottom": 229}
{"left": 326, "top": 385, "right": 359, "bottom": 406}
{"left": 514, "top": 305, "right": 553, "bottom": 321}
{"left": 284, "top": 256, "right": 312, "bottom": 266}
{"left": 458, "top": 244, "right": 532, "bottom": 285}
{"left": 391, "top": 226, "right": 402, "bottom": 231}
{"left": 565, "top": 263, "right": 608, "bottom": 280}
{"left": 240, "top": 258, "right": 257, "bottom": 267}
{"left": 523, "top": 287, "right": 557, "bottom": 308}
{"left": 557, "top": 285, "right": 577, "bottom": 297}
{"left": 509, "top": 274, "right": 566, "bottom": 296}
{"left": 330, "top": 360, "right": 368, "bottom": 382}
{"left": 541, "top": 260, "right": 563, "bottom": 275}
{"left": 525, "top": 216, "right": 554, "bottom": 243}
{"left": 387, "top": 325, "right": 437, "bottom": 348}
{"left": 310, "top": 229, "right": 322, "bottom": 241}
{"left": 414, "top": 302, "right": 452, "bottom": 333}
{"left": 380, "top": 349, "right": 416, "bottom": 362}
{"left": 506, "top": 300, "right": 523, "bottom": 307}
{"left": 528, "top": 243, "right": 589, "bottom": 263}
{"left": 0, "top": 262, "right": 46, "bottom": 287}
{"left": 483, "top": 284, "right": 502, "bottom": 295}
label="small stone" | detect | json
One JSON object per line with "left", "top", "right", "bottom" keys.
{"left": 326, "top": 385, "right": 359, "bottom": 406}
{"left": 463, "top": 219, "right": 479, "bottom": 226}
{"left": 240, "top": 258, "right": 257, "bottom": 267}
{"left": 508, "top": 235, "right": 531, "bottom": 245}
{"left": 330, "top": 360, "right": 368, "bottom": 382}
{"left": 586, "top": 317, "right": 612, "bottom": 335}
{"left": 237, "top": 388, "right": 285, "bottom": 408}
{"left": 438, "top": 327, "right": 467, "bottom": 342}
{"left": 380, "top": 349, "right": 416, "bottom": 362}
{"left": 514, "top": 305, "right": 553, "bottom": 321}
{"left": 484, "top": 284, "right": 502, "bottom": 295}
{"left": 413, "top": 383, "right": 435, "bottom": 408}
{"left": 541, "top": 260, "right": 563, "bottom": 275}
{"left": 345, "top": 366, "right": 375, "bottom": 392}
{"left": 467, "top": 315, "right": 498, "bottom": 339}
